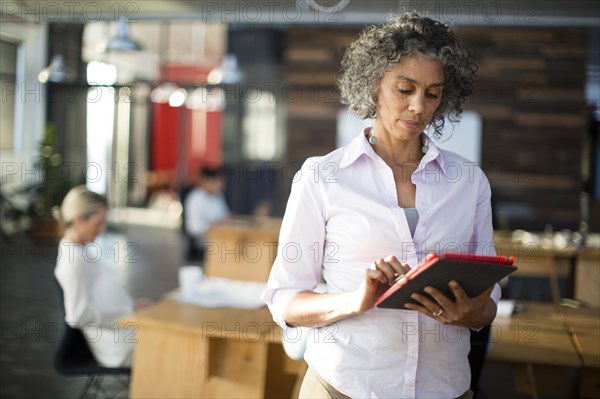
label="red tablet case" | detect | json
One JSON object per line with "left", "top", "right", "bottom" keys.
{"left": 374, "top": 253, "right": 517, "bottom": 309}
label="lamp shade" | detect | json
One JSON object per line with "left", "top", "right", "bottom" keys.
{"left": 38, "top": 55, "right": 72, "bottom": 83}
{"left": 106, "top": 18, "right": 142, "bottom": 52}
{"left": 207, "top": 54, "right": 242, "bottom": 84}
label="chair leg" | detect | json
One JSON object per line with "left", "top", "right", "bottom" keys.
{"left": 92, "top": 375, "right": 104, "bottom": 398}
{"left": 81, "top": 375, "right": 107, "bottom": 399}
{"left": 107, "top": 375, "right": 130, "bottom": 399}
{"left": 77, "top": 374, "right": 130, "bottom": 399}
{"left": 77, "top": 375, "right": 99, "bottom": 399}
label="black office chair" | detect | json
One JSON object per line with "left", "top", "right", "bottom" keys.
{"left": 54, "top": 323, "right": 131, "bottom": 398}
{"left": 179, "top": 185, "right": 205, "bottom": 263}
{"left": 54, "top": 279, "right": 131, "bottom": 398}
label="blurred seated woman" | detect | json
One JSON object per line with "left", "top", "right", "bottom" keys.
{"left": 54, "top": 185, "right": 151, "bottom": 367}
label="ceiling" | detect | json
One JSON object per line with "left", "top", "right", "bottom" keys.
{"left": 5, "top": 0, "right": 600, "bottom": 26}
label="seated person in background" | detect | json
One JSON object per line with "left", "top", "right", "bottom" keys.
{"left": 184, "top": 165, "right": 231, "bottom": 257}
{"left": 54, "top": 186, "right": 152, "bottom": 367}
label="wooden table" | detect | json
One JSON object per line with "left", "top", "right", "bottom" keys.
{"left": 204, "top": 218, "right": 282, "bottom": 282}
{"left": 493, "top": 232, "right": 576, "bottom": 304}
{"left": 559, "top": 305, "right": 600, "bottom": 368}
{"left": 124, "top": 300, "right": 305, "bottom": 398}
{"left": 574, "top": 248, "right": 600, "bottom": 309}
{"left": 494, "top": 231, "right": 600, "bottom": 308}
{"left": 487, "top": 301, "right": 600, "bottom": 398}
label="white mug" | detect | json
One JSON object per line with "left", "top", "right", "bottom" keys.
{"left": 178, "top": 265, "right": 203, "bottom": 298}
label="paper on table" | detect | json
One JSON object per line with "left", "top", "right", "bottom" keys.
{"left": 175, "top": 276, "right": 267, "bottom": 309}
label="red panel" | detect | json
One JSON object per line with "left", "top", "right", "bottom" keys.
{"left": 160, "top": 65, "right": 211, "bottom": 85}
{"left": 205, "top": 111, "right": 222, "bottom": 165}
{"left": 151, "top": 102, "right": 180, "bottom": 171}
{"left": 186, "top": 109, "right": 205, "bottom": 175}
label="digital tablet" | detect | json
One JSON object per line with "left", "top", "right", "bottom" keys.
{"left": 375, "top": 253, "right": 517, "bottom": 309}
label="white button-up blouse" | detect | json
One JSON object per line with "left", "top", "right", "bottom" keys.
{"left": 262, "top": 131, "right": 500, "bottom": 399}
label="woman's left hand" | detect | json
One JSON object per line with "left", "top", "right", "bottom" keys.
{"left": 404, "top": 281, "right": 496, "bottom": 328}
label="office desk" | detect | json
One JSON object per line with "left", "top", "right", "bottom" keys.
{"left": 574, "top": 248, "right": 600, "bottom": 309}
{"left": 560, "top": 305, "right": 600, "bottom": 368}
{"left": 487, "top": 301, "right": 600, "bottom": 398}
{"left": 487, "top": 302, "right": 580, "bottom": 367}
{"left": 494, "top": 232, "right": 600, "bottom": 308}
{"left": 204, "top": 218, "right": 282, "bottom": 282}
{"left": 125, "top": 300, "right": 304, "bottom": 398}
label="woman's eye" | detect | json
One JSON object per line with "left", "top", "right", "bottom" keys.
{"left": 426, "top": 93, "right": 440, "bottom": 100}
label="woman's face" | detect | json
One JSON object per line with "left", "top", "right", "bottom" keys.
{"left": 203, "top": 177, "right": 225, "bottom": 195}
{"left": 75, "top": 208, "right": 108, "bottom": 243}
{"left": 374, "top": 51, "right": 444, "bottom": 142}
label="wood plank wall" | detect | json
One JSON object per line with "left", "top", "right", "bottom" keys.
{"left": 284, "top": 28, "right": 358, "bottom": 167}
{"left": 282, "top": 26, "right": 589, "bottom": 231}
{"left": 459, "top": 27, "right": 589, "bottom": 231}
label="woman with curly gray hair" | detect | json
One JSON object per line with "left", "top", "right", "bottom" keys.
{"left": 263, "top": 12, "right": 498, "bottom": 399}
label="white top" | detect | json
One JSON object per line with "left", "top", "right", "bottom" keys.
{"left": 262, "top": 131, "right": 500, "bottom": 399}
{"left": 55, "top": 239, "right": 135, "bottom": 367}
{"left": 183, "top": 187, "right": 230, "bottom": 237}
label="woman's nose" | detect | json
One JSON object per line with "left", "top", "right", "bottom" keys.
{"left": 408, "top": 93, "right": 424, "bottom": 114}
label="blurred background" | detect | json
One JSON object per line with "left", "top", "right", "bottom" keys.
{"left": 1, "top": 0, "right": 599, "bottom": 231}
{"left": 1, "top": 1, "right": 599, "bottom": 398}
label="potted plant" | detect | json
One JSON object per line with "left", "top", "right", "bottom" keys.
{"left": 26, "top": 123, "right": 75, "bottom": 241}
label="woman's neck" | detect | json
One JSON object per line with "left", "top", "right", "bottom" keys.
{"left": 62, "top": 228, "right": 84, "bottom": 244}
{"left": 367, "top": 128, "right": 424, "bottom": 167}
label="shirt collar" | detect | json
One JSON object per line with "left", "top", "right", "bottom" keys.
{"left": 339, "top": 128, "right": 448, "bottom": 175}
{"left": 338, "top": 128, "right": 379, "bottom": 169}
{"left": 416, "top": 135, "right": 449, "bottom": 177}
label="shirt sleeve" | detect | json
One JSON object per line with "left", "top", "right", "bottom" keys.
{"left": 261, "top": 158, "right": 327, "bottom": 327}
{"left": 185, "top": 190, "right": 230, "bottom": 237}
{"left": 56, "top": 249, "right": 102, "bottom": 328}
{"left": 56, "top": 244, "right": 134, "bottom": 329}
{"left": 184, "top": 189, "right": 209, "bottom": 236}
{"left": 470, "top": 170, "right": 501, "bottom": 306}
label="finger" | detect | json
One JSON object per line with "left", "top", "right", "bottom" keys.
{"left": 404, "top": 302, "right": 429, "bottom": 313}
{"left": 366, "top": 268, "right": 389, "bottom": 285}
{"left": 448, "top": 280, "right": 469, "bottom": 301}
{"left": 421, "top": 286, "right": 453, "bottom": 309}
{"left": 476, "top": 285, "right": 494, "bottom": 299}
{"left": 410, "top": 291, "right": 440, "bottom": 312}
{"left": 404, "top": 302, "right": 445, "bottom": 320}
{"left": 374, "top": 258, "right": 397, "bottom": 285}
{"left": 383, "top": 255, "right": 411, "bottom": 276}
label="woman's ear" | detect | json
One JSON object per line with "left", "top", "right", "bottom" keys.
{"left": 370, "top": 95, "right": 378, "bottom": 118}
{"left": 70, "top": 215, "right": 85, "bottom": 230}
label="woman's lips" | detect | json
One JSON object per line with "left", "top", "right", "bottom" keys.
{"left": 401, "top": 120, "right": 422, "bottom": 129}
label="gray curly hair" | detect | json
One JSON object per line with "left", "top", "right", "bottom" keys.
{"left": 338, "top": 12, "right": 477, "bottom": 138}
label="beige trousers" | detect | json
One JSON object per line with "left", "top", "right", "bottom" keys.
{"left": 298, "top": 367, "right": 473, "bottom": 399}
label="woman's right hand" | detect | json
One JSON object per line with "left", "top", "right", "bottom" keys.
{"left": 350, "top": 255, "right": 411, "bottom": 313}
{"left": 284, "top": 256, "right": 411, "bottom": 327}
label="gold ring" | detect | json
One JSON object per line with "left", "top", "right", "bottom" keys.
{"left": 433, "top": 309, "right": 443, "bottom": 317}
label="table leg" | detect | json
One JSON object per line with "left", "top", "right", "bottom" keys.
{"left": 525, "top": 363, "right": 540, "bottom": 399}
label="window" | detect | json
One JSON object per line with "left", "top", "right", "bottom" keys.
{"left": 242, "top": 88, "right": 282, "bottom": 161}
{"left": 0, "top": 39, "right": 18, "bottom": 151}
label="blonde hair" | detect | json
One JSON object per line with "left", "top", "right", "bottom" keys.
{"left": 52, "top": 185, "right": 108, "bottom": 227}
